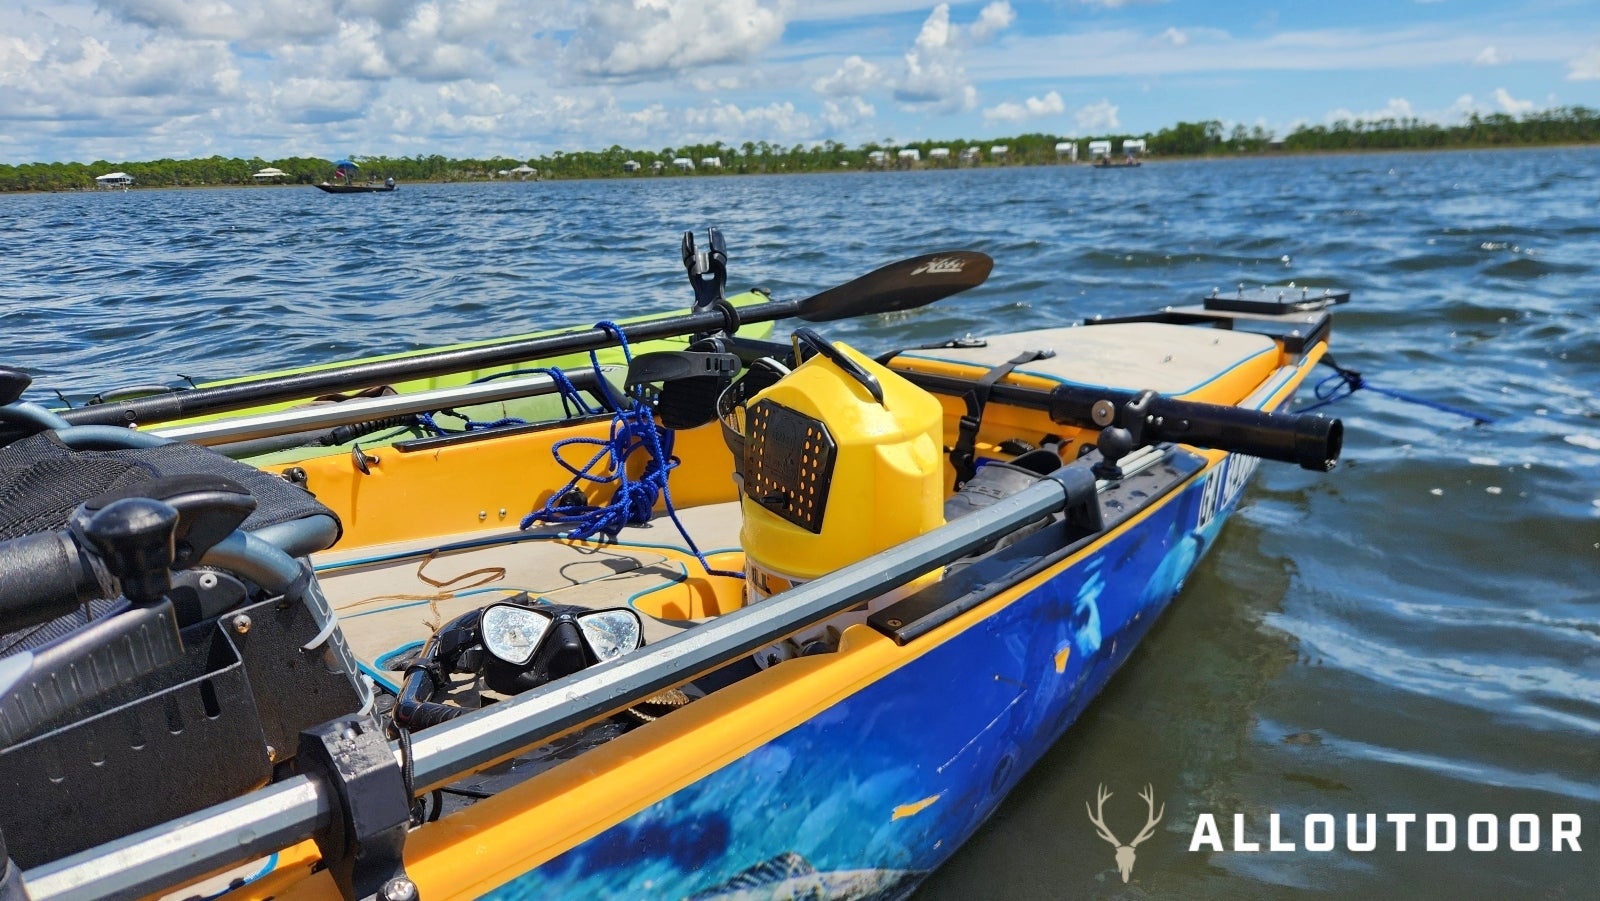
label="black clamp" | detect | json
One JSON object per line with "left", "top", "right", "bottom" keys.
{"left": 298, "top": 717, "right": 416, "bottom": 901}
{"left": 681, "top": 228, "right": 728, "bottom": 312}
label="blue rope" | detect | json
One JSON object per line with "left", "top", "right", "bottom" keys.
{"left": 1298, "top": 356, "right": 1495, "bottom": 425}
{"left": 415, "top": 366, "right": 606, "bottom": 435}
{"left": 521, "top": 321, "right": 743, "bottom": 579}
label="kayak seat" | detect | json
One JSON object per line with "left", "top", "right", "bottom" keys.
{"left": 0, "top": 428, "right": 360, "bottom": 869}
{"left": 0, "top": 429, "right": 339, "bottom": 549}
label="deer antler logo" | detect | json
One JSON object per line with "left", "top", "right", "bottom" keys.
{"left": 1085, "top": 783, "right": 1164, "bottom": 883}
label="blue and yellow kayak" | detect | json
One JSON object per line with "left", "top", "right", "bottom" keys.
{"left": 0, "top": 276, "right": 1345, "bottom": 901}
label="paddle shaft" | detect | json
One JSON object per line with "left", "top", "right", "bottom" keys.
{"left": 52, "top": 248, "right": 994, "bottom": 429}
{"left": 56, "top": 304, "right": 748, "bottom": 428}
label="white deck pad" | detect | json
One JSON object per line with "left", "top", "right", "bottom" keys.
{"left": 893, "top": 322, "right": 1278, "bottom": 396}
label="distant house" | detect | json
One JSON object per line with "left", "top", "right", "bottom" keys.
{"left": 510, "top": 164, "right": 537, "bottom": 180}
{"left": 673, "top": 157, "right": 695, "bottom": 170}
{"left": 959, "top": 147, "right": 981, "bottom": 165}
{"left": 701, "top": 156, "right": 722, "bottom": 169}
{"left": 1120, "top": 139, "right": 1146, "bottom": 158}
{"left": 1088, "top": 140, "right": 1112, "bottom": 160}
{"left": 867, "top": 150, "right": 888, "bottom": 167}
{"left": 623, "top": 160, "right": 641, "bottom": 172}
{"left": 896, "top": 148, "right": 920, "bottom": 168}
{"left": 989, "top": 145, "right": 1009, "bottom": 161}
{"left": 251, "top": 167, "right": 288, "bottom": 182}
{"left": 95, "top": 172, "right": 134, "bottom": 189}
{"left": 1054, "top": 142, "right": 1078, "bottom": 161}
{"left": 928, "top": 147, "right": 951, "bottom": 165}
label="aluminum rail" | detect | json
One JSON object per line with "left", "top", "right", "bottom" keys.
{"left": 22, "top": 778, "right": 333, "bottom": 901}
{"left": 149, "top": 368, "right": 606, "bottom": 446}
{"left": 20, "top": 461, "right": 1100, "bottom": 901}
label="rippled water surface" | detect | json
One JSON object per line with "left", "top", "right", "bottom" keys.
{"left": 3, "top": 148, "right": 1597, "bottom": 898}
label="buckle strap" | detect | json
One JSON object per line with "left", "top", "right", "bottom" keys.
{"left": 950, "top": 350, "right": 1053, "bottom": 488}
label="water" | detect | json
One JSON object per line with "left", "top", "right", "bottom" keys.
{"left": 3, "top": 148, "right": 1597, "bottom": 898}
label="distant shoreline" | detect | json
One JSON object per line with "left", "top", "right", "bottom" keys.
{"left": 3, "top": 142, "right": 1595, "bottom": 195}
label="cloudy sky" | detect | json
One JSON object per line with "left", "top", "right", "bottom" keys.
{"left": 2, "top": 0, "right": 1596, "bottom": 165}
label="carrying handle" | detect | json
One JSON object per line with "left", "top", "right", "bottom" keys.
{"left": 792, "top": 328, "right": 884, "bottom": 407}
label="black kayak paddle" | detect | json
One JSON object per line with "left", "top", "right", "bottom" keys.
{"left": 55, "top": 250, "right": 993, "bottom": 428}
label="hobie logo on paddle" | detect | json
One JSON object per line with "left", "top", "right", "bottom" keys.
{"left": 1086, "top": 783, "right": 1165, "bottom": 883}
{"left": 908, "top": 257, "right": 967, "bottom": 275}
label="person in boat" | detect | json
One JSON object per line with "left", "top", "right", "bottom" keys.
{"left": 386, "top": 176, "right": 396, "bottom": 189}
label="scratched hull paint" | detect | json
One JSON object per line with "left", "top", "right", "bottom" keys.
{"left": 489, "top": 463, "right": 1228, "bottom": 900}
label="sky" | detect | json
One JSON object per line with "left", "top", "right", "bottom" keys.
{"left": 1, "top": 0, "right": 1597, "bottom": 165}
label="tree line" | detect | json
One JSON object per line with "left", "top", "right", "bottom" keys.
{"left": 1, "top": 106, "right": 1593, "bottom": 192}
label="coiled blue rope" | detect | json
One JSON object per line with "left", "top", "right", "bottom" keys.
{"left": 521, "top": 322, "right": 742, "bottom": 579}
{"left": 1298, "top": 355, "right": 1495, "bottom": 425}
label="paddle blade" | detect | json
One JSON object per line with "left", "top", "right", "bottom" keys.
{"left": 796, "top": 250, "right": 993, "bottom": 322}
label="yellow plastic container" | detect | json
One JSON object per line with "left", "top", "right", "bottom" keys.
{"left": 740, "top": 341, "right": 945, "bottom": 599}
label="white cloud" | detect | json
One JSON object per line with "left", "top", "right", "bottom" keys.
{"left": 1474, "top": 45, "right": 1502, "bottom": 66}
{"left": 1326, "top": 97, "right": 1415, "bottom": 123}
{"left": 894, "top": 2, "right": 1013, "bottom": 113}
{"left": 668, "top": 100, "right": 816, "bottom": 144}
{"left": 983, "top": 89, "right": 1064, "bottom": 122}
{"left": 1159, "top": 28, "right": 1188, "bottom": 47}
{"left": 564, "top": 0, "right": 787, "bottom": 81}
{"left": 1492, "top": 87, "right": 1534, "bottom": 115}
{"left": 969, "top": 1, "right": 1017, "bottom": 43}
{"left": 814, "top": 56, "right": 882, "bottom": 97}
{"left": 821, "top": 96, "right": 876, "bottom": 132}
{"left": 1075, "top": 98, "right": 1119, "bottom": 130}
{"left": 1569, "top": 46, "right": 1600, "bottom": 81}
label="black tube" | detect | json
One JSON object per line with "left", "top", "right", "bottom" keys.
{"left": 1048, "top": 385, "right": 1342, "bottom": 472}
{"left": 0, "top": 531, "right": 98, "bottom": 636}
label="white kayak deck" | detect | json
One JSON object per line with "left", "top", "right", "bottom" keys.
{"left": 890, "top": 321, "right": 1279, "bottom": 396}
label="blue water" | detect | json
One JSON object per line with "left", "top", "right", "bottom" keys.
{"left": 3, "top": 148, "right": 1597, "bottom": 898}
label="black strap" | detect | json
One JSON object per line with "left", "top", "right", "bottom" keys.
{"left": 950, "top": 350, "right": 1052, "bottom": 488}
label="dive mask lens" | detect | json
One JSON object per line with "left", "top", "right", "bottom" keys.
{"left": 576, "top": 609, "right": 644, "bottom": 662}
{"left": 481, "top": 604, "right": 554, "bottom": 666}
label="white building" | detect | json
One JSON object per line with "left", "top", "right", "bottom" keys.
{"left": 1120, "top": 139, "right": 1147, "bottom": 157}
{"left": 867, "top": 150, "right": 888, "bottom": 167}
{"left": 896, "top": 148, "right": 921, "bottom": 167}
{"left": 701, "top": 156, "right": 723, "bottom": 169}
{"left": 1054, "top": 142, "right": 1078, "bottom": 161}
{"left": 1088, "top": 140, "right": 1112, "bottom": 160}
{"left": 959, "top": 147, "right": 981, "bottom": 165}
{"left": 989, "top": 145, "right": 1009, "bottom": 162}
{"left": 623, "top": 160, "right": 641, "bottom": 172}
{"left": 673, "top": 157, "right": 695, "bottom": 170}
{"left": 95, "top": 172, "right": 134, "bottom": 188}
{"left": 928, "top": 147, "right": 951, "bottom": 163}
